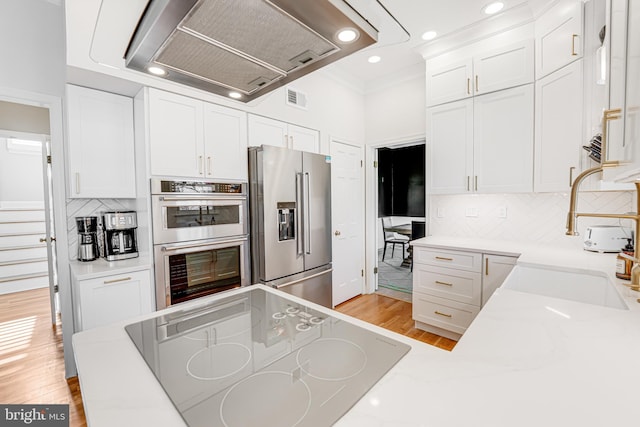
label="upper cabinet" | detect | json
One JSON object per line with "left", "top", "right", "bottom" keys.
{"left": 426, "top": 39, "right": 534, "bottom": 107}
{"left": 428, "top": 85, "right": 534, "bottom": 194}
{"left": 66, "top": 84, "right": 136, "bottom": 198}
{"left": 147, "top": 89, "right": 247, "bottom": 181}
{"left": 247, "top": 114, "right": 320, "bottom": 153}
{"left": 535, "top": 0, "right": 584, "bottom": 78}
{"left": 534, "top": 60, "right": 584, "bottom": 192}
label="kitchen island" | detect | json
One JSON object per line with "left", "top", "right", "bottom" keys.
{"left": 74, "top": 239, "right": 640, "bottom": 426}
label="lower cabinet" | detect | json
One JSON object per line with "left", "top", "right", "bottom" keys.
{"left": 412, "top": 247, "right": 516, "bottom": 340}
{"left": 74, "top": 268, "right": 153, "bottom": 331}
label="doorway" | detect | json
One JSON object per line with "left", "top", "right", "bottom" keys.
{"left": 374, "top": 140, "right": 426, "bottom": 302}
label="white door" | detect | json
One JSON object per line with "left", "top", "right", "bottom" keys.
{"left": 41, "top": 140, "right": 58, "bottom": 323}
{"left": 203, "top": 103, "right": 248, "bottom": 180}
{"left": 288, "top": 124, "right": 319, "bottom": 153}
{"left": 247, "top": 114, "right": 288, "bottom": 148}
{"left": 331, "top": 140, "right": 364, "bottom": 306}
{"left": 426, "top": 58, "right": 473, "bottom": 106}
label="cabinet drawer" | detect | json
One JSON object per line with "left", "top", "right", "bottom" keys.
{"left": 413, "top": 265, "right": 481, "bottom": 306}
{"left": 412, "top": 293, "right": 480, "bottom": 335}
{"left": 413, "top": 247, "right": 482, "bottom": 272}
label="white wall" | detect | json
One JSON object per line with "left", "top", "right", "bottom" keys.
{"left": 0, "top": 0, "right": 65, "bottom": 97}
{"left": 0, "top": 138, "right": 44, "bottom": 201}
{"left": 429, "top": 191, "right": 635, "bottom": 249}
{"left": 364, "top": 64, "right": 426, "bottom": 145}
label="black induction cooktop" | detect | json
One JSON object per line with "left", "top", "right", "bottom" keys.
{"left": 125, "top": 287, "right": 410, "bottom": 427}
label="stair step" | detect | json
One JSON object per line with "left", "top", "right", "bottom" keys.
{"left": 0, "top": 272, "right": 48, "bottom": 284}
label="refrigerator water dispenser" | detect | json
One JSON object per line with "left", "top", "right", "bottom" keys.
{"left": 277, "top": 202, "right": 296, "bottom": 241}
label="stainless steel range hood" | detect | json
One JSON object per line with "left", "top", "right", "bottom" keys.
{"left": 125, "top": 0, "right": 378, "bottom": 102}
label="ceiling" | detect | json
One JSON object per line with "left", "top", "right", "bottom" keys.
{"left": 328, "top": 0, "right": 555, "bottom": 89}
{"left": 86, "top": 0, "right": 557, "bottom": 95}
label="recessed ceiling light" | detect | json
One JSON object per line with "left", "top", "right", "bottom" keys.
{"left": 337, "top": 28, "right": 359, "bottom": 43}
{"left": 483, "top": 1, "right": 504, "bottom": 15}
{"left": 368, "top": 55, "right": 381, "bottom": 64}
{"left": 421, "top": 31, "right": 437, "bottom": 41}
{"left": 147, "top": 66, "right": 167, "bottom": 76}
{"left": 228, "top": 91, "right": 242, "bottom": 99}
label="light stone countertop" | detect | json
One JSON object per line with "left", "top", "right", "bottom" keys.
{"left": 73, "top": 238, "right": 640, "bottom": 427}
{"left": 69, "top": 256, "right": 153, "bottom": 280}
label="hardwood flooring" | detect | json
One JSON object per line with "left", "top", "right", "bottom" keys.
{"left": 0, "top": 288, "right": 452, "bottom": 427}
{"left": 0, "top": 288, "right": 86, "bottom": 427}
{"left": 335, "top": 293, "right": 457, "bottom": 352}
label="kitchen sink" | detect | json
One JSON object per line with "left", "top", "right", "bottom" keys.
{"left": 501, "top": 264, "right": 628, "bottom": 310}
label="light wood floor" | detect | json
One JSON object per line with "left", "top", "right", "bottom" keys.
{"left": 0, "top": 287, "right": 86, "bottom": 427}
{"left": 335, "top": 293, "right": 457, "bottom": 351}
{"left": 0, "top": 288, "right": 453, "bottom": 427}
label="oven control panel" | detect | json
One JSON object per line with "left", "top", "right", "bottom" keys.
{"left": 154, "top": 179, "right": 245, "bottom": 195}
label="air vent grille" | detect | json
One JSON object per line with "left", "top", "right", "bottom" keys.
{"left": 287, "top": 87, "right": 307, "bottom": 109}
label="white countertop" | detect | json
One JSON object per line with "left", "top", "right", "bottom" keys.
{"left": 70, "top": 256, "right": 153, "bottom": 280}
{"left": 73, "top": 239, "right": 640, "bottom": 426}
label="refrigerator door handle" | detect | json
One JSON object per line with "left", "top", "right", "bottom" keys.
{"left": 272, "top": 268, "right": 333, "bottom": 289}
{"left": 303, "top": 172, "right": 311, "bottom": 254}
{"left": 296, "top": 172, "right": 304, "bottom": 256}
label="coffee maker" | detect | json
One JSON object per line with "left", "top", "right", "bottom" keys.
{"left": 76, "top": 216, "right": 99, "bottom": 262}
{"left": 102, "top": 211, "right": 139, "bottom": 261}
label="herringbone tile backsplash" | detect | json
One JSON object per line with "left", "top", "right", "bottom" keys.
{"left": 429, "top": 191, "right": 635, "bottom": 249}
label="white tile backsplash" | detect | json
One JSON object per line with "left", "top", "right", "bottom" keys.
{"left": 429, "top": 191, "right": 635, "bottom": 249}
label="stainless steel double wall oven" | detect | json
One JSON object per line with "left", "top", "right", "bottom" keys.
{"left": 151, "top": 179, "right": 249, "bottom": 309}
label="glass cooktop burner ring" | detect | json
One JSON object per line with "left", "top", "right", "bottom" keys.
{"left": 186, "top": 342, "right": 252, "bottom": 381}
{"left": 219, "top": 370, "right": 311, "bottom": 427}
{"left": 296, "top": 338, "right": 368, "bottom": 381}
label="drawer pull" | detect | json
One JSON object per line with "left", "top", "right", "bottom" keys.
{"left": 435, "top": 311, "right": 452, "bottom": 318}
{"left": 435, "top": 280, "right": 453, "bottom": 287}
{"left": 435, "top": 256, "right": 453, "bottom": 261}
{"left": 103, "top": 276, "right": 131, "bottom": 284}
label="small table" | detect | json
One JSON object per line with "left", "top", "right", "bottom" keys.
{"left": 384, "top": 223, "right": 412, "bottom": 268}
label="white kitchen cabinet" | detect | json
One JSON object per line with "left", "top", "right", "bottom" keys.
{"left": 74, "top": 268, "right": 153, "bottom": 331}
{"left": 426, "top": 39, "right": 533, "bottom": 106}
{"left": 428, "top": 85, "right": 534, "bottom": 194}
{"left": 203, "top": 103, "right": 248, "bottom": 180}
{"left": 534, "top": 60, "right": 583, "bottom": 192}
{"left": 535, "top": 0, "right": 584, "bottom": 78}
{"left": 66, "top": 84, "right": 136, "bottom": 198}
{"left": 412, "top": 246, "right": 518, "bottom": 340}
{"left": 474, "top": 85, "right": 534, "bottom": 193}
{"left": 427, "top": 99, "right": 473, "bottom": 194}
{"left": 412, "top": 247, "right": 482, "bottom": 340}
{"left": 148, "top": 88, "right": 247, "bottom": 180}
{"left": 482, "top": 254, "right": 517, "bottom": 306}
{"left": 248, "top": 114, "right": 319, "bottom": 153}
{"left": 148, "top": 89, "right": 203, "bottom": 178}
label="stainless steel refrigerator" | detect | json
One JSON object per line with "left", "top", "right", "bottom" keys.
{"left": 248, "top": 145, "right": 332, "bottom": 307}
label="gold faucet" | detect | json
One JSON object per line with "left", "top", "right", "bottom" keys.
{"left": 566, "top": 165, "right": 640, "bottom": 291}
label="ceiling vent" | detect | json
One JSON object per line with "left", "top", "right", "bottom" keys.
{"left": 286, "top": 87, "right": 308, "bottom": 109}
{"left": 125, "top": 0, "right": 378, "bottom": 102}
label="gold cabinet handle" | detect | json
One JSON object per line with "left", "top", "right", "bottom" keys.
{"left": 466, "top": 176, "right": 470, "bottom": 191}
{"left": 435, "top": 256, "right": 453, "bottom": 261}
{"left": 103, "top": 276, "right": 132, "bottom": 284}
{"left": 75, "top": 172, "right": 80, "bottom": 194}
{"left": 485, "top": 257, "right": 489, "bottom": 276}
{"left": 602, "top": 108, "right": 622, "bottom": 162}
{"left": 198, "top": 155, "right": 203, "bottom": 175}
{"left": 474, "top": 175, "right": 478, "bottom": 191}
{"left": 475, "top": 75, "right": 479, "bottom": 92}
{"left": 207, "top": 156, "right": 212, "bottom": 176}
{"left": 571, "top": 34, "right": 578, "bottom": 56}
{"left": 435, "top": 280, "right": 453, "bottom": 287}
{"left": 435, "top": 311, "right": 452, "bottom": 318}
{"left": 467, "top": 78, "right": 471, "bottom": 95}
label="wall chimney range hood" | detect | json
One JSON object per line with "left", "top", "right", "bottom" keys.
{"left": 125, "top": 0, "right": 378, "bottom": 102}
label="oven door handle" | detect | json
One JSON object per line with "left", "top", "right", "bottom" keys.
{"left": 160, "top": 237, "right": 247, "bottom": 252}
{"left": 158, "top": 196, "right": 245, "bottom": 202}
